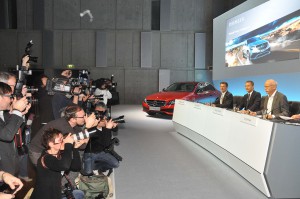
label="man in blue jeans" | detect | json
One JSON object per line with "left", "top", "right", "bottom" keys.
{"left": 82, "top": 103, "right": 119, "bottom": 175}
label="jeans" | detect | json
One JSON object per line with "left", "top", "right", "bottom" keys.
{"left": 18, "top": 154, "right": 29, "bottom": 177}
{"left": 82, "top": 152, "right": 119, "bottom": 174}
{"left": 62, "top": 189, "right": 84, "bottom": 199}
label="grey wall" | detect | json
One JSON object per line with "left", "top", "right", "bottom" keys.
{"left": 0, "top": 0, "right": 245, "bottom": 104}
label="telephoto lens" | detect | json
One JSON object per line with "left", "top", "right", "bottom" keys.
{"left": 72, "top": 128, "right": 97, "bottom": 141}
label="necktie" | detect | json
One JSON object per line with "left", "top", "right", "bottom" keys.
{"left": 246, "top": 93, "right": 250, "bottom": 109}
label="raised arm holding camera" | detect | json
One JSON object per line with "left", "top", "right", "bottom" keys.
{"left": 0, "top": 82, "right": 30, "bottom": 175}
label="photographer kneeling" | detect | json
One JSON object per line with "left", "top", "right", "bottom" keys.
{"left": 82, "top": 103, "right": 120, "bottom": 176}
{"left": 31, "top": 128, "right": 86, "bottom": 199}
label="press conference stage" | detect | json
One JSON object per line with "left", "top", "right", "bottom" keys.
{"left": 112, "top": 105, "right": 268, "bottom": 199}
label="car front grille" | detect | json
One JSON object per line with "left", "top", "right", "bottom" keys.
{"left": 258, "top": 43, "right": 268, "bottom": 50}
{"left": 146, "top": 100, "right": 166, "bottom": 107}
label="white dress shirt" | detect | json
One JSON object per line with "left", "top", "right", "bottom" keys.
{"left": 267, "top": 90, "right": 277, "bottom": 114}
{"left": 220, "top": 91, "right": 227, "bottom": 104}
{"left": 0, "top": 111, "right": 4, "bottom": 122}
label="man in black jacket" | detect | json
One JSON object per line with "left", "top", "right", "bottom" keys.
{"left": 212, "top": 82, "right": 233, "bottom": 109}
{"left": 29, "top": 105, "right": 98, "bottom": 166}
{"left": 239, "top": 80, "right": 261, "bottom": 112}
{"left": 82, "top": 103, "right": 119, "bottom": 175}
{"left": 0, "top": 82, "right": 30, "bottom": 175}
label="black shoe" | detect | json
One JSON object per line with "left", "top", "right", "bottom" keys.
{"left": 80, "top": 170, "right": 93, "bottom": 176}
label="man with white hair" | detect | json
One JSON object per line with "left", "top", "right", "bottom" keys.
{"left": 250, "top": 79, "right": 289, "bottom": 119}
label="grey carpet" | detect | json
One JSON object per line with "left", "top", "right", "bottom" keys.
{"left": 111, "top": 105, "right": 267, "bottom": 199}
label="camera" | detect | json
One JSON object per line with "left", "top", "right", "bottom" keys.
{"left": 61, "top": 183, "right": 75, "bottom": 199}
{"left": 104, "top": 137, "right": 122, "bottom": 161}
{"left": 14, "top": 65, "right": 35, "bottom": 98}
{"left": 27, "top": 96, "right": 38, "bottom": 105}
{"left": 109, "top": 115, "right": 125, "bottom": 124}
{"left": 72, "top": 128, "right": 97, "bottom": 141}
{"left": 24, "top": 40, "right": 38, "bottom": 63}
{"left": 27, "top": 86, "right": 38, "bottom": 93}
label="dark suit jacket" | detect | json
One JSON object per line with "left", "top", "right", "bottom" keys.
{"left": 257, "top": 91, "right": 289, "bottom": 118}
{"left": 214, "top": 91, "right": 233, "bottom": 109}
{"left": 30, "top": 117, "right": 82, "bottom": 154}
{"left": 0, "top": 111, "right": 24, "bottom": 175}
{"left": 239, "top": 90, "right": 261, "bottom": 112}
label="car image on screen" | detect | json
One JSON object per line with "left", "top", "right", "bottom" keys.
{"left": 142, "top": 82, "right": 221, "bottom": 116}
{"left": 242, "top": 37, "right": 271, "bottom": 60}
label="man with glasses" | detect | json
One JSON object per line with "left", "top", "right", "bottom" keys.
{"left": 0, "top": 82, "right": 30, "bottom": 175}
{"left": 29, "top": 105, "right": 99, "bottom": 166}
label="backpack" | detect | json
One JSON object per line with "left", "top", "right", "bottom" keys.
{"left": 79, "top": 173, "right": 113, "bottom": 199}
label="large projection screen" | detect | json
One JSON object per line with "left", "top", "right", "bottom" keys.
{"left": 213, "top": 0, "right": 300, "bottom": 100}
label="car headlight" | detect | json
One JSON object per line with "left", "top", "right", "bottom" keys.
{"left": 144, "top": 98, "right": 147, "bottom": 103}
{"left": 167, "top": 100, "right": 175, "bottom": 105}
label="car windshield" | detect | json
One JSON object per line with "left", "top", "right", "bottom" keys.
{"left": 247, "top": 37, "right": 260, "bottom": 43}
{"left": 164, "top": 83, "right": 196, "bottom": 92}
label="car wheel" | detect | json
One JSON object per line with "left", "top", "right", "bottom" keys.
{"left": 147, "top": 112, "right": 156, "bottom": 116}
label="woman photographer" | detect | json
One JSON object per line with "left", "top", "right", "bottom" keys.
{"left": 30, "top": 128, "right": 86, "bottom": 199}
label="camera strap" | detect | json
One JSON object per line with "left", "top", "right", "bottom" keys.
{"left": 62, "top": 173, "right": 76, "bottom": 190}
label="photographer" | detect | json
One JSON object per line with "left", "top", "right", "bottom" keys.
{"left": 52, "top": 70, "right": 81, "bottom": 119}
{"left": 94, "top": 82, "right": 112, "bottom": 105}
{"left": 30, "top": 128, "right": 85, "bottom": 199}
{"left": 82, "top": 103, "right": 119, "bottom": 176}
{"left": 0, "top": 71, "right": 32, "bottom": 181}
{"left": 31, "top": 74, "right": 54, "bottom": 138}
{"left": 0, "top": 171, "right": 23, "bottom": 199}
{"left": 29, "top": 105, "right": 98, "bottom": 166}
{"left": 0, "top": 82, "right": 30, "bottom": 175}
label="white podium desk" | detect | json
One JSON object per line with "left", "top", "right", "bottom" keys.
{"left": 173, "top": 100, "right": 300, "bottom": 198}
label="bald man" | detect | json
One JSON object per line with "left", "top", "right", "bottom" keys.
{"left": 250, "top": 79, "right": 289, "bottom": 119}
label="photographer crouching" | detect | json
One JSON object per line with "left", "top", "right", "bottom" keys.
{"left": 30, "top": 128, "right": 86, "bottom": 199}
{"left": 82, "top": 102, "right": 121, "bottom": 176}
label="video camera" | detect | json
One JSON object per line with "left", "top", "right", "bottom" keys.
{"left": 46, "top": 69, "right": 97, "bottom": 96}
{"left": 24, "top": 40, "right": 38, "bottom": 63}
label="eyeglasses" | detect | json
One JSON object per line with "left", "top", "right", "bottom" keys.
{"left": 74, "top": 116, "right": 85, "bottom": 119}
{"left": 1, "top": 94, "right": 15, "bottom": 99}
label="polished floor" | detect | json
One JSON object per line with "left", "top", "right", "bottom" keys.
{"left": 112, "top": 105, "right": 268, "bottom": 199}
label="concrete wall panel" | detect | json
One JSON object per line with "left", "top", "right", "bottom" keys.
{"left": 71, "top": 31, "right": 96, "bottom": 67}
{"left": 161, "top": 33, "right": 187, "bottom": 68}
{"left": 116, "top": 31, "right": 133, "bottom": 67}
{"left": 80, "top": 0, "right": 116, "bottom": 29}
{"left": 125, "top": 69, "right": 158, "bottom": 104}
{"left": 116, "top": 0, "right": 143, "bottom": 30}
{"left": 53, "top": 0, "right": 80, "bottom": 29}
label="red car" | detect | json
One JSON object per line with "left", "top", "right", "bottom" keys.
{"left": 142, "top": 82, "right": 221, "bottom": 115}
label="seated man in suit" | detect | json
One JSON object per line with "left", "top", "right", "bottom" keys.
{"left": 250, "top": 79, "right": 289, "bottom": 119}
{"left": 239, "top": 80, "right": 261, "bottom": 113}
{"left": 212, "top": 82, "right": 233, "bottom": 109}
